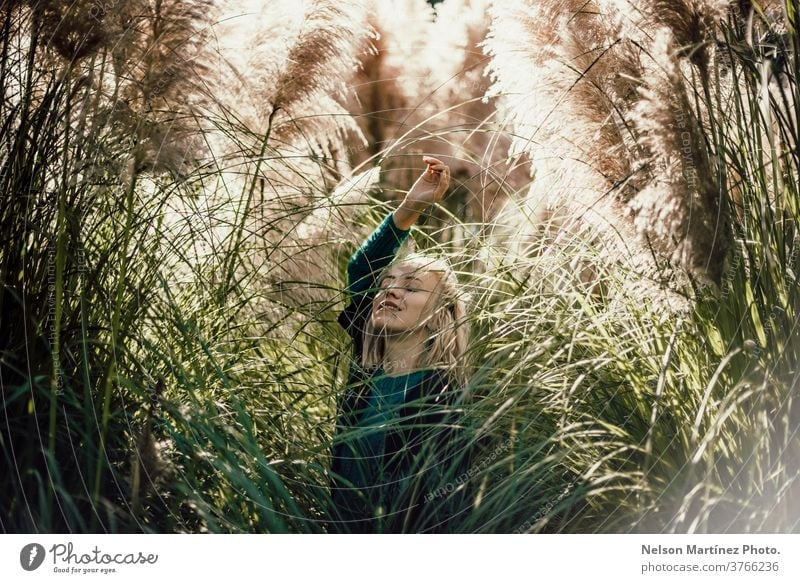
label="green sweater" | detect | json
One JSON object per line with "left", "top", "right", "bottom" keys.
{"left": 337, "top": 367, "right": 429, "bottom": 500}
{"left": 334, "top": 211, "right": 434, "bottom": 517}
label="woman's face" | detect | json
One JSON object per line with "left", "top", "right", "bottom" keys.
{"left": 371, "top": 263, "right": 442, "bottom": 334}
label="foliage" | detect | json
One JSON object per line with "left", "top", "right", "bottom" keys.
{"left": 1, "top": 0, "right": 797, "bottom": 533}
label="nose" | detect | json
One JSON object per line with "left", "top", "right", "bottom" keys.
{"left": 385, "top": 285, "right": 402, "bottom": 300}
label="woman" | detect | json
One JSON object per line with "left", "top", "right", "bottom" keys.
{"left": 329, "top": 156, "right": 472, "bottom": 533}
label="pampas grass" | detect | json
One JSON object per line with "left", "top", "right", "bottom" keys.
{"left": 344, "top": 0, "right": 530, "bottom": 251}
{"left": 1, "top": 0, "right": 798, "bottom": 534}
{"left": 627, "top": 28, "right": 727, "bottom": 283}
{"left": 483, "top": 0, "right": 734, "bottom": 289}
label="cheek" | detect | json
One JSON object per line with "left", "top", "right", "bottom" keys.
{"left": 404, "top": 295, "right": 433, "bottom": 320}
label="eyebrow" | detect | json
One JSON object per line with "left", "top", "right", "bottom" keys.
{"left": 381, "top": 274, "right": 424, "bottom": 284}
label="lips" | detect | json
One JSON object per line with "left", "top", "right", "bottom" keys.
{"left": 378, "top": 300, "right": 402, "bottom": 312}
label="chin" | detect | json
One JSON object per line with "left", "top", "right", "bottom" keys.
{"left": 372, "top": 317, "right": 408, "bottom": 334}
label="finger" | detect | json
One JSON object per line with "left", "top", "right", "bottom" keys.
{"left": 439, "top": 165, "right": 450, "bottom": 185}
{"left": 422, "top": 156, "right": 444, "bottom": 165}
{"left": 422, "top": 166, "right": 438, "bottom": 182}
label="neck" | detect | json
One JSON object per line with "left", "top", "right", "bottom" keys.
{"left": 382, "top": 329, "right": 427, "bottom": 376}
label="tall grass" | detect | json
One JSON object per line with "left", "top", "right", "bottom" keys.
{"left": 1, "top": 0, "right": 798, "bottom": 534}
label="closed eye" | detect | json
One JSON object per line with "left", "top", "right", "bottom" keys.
{"left": 379, "top": 275, "right": 424, "bottom": 292}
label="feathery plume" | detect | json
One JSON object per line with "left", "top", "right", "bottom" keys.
{"left": 483, "top": 0, "right": 733, "bottom": 289}
{"left": 34, "top": 0, "right": 108, "bottom": 62}
{"left": 264, "top": 167, "right": 382, "bottom": 309}
{"left": 343, "top": 0, "right": 436, "bottom": 166}
{"left": 215, "top": 0, "right": 370, "bottom": 161}
{"left": 342, "top": 0, "right": 531, "bottom": 245}
{"left": 482, "top": 0, "right": 647, "bottom": 289}
{"left": 104, "top": 0, "right": 217, "bottom": 175}
{"left": 628, "top": 29, "right": 728, "bottom": 284}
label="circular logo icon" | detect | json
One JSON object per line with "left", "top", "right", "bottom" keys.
{"left": 20, "top": 543, "right": 46, "bottom": 571}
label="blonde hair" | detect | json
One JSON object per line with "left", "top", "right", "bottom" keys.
{"left": 361, "top": 252, "right": 472, "bottom": 388}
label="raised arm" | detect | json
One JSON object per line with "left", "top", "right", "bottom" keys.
{"left": 347, "top": 156, "right": 451, "bottom": 295}
{"left": 338, "top": 156, "right": 451, "bottom": 339}
{"left": 391, "top": 156, "right": 451, "bottom": 230}
{"left": 345, "top": 211, "right": 411, "bottom": 300}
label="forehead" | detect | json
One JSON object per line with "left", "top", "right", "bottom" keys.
{"left": 381, "top": 262, "right": 442, "bottom": 285}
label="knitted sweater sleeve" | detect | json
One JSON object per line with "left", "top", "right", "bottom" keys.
{"left": 337, "top": 211, "right": 411, "bottom": 348}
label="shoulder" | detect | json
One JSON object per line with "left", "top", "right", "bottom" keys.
{"left": 419, "top": 368, "right": 466, "bottom": 408}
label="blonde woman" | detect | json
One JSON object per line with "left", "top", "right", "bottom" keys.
{"left": 329, "top": 156, "right": 472, "bottom": 533}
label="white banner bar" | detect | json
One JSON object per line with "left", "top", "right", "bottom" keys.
{"left": 1, "top": 534, "right": 798, "bottom": 582}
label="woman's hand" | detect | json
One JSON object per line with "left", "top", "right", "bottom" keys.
{"left": 409, "top": 156, "right": 451, "bottom": 206}
{"left": 392, "top": 156, "right": 451, "bottom": 230}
